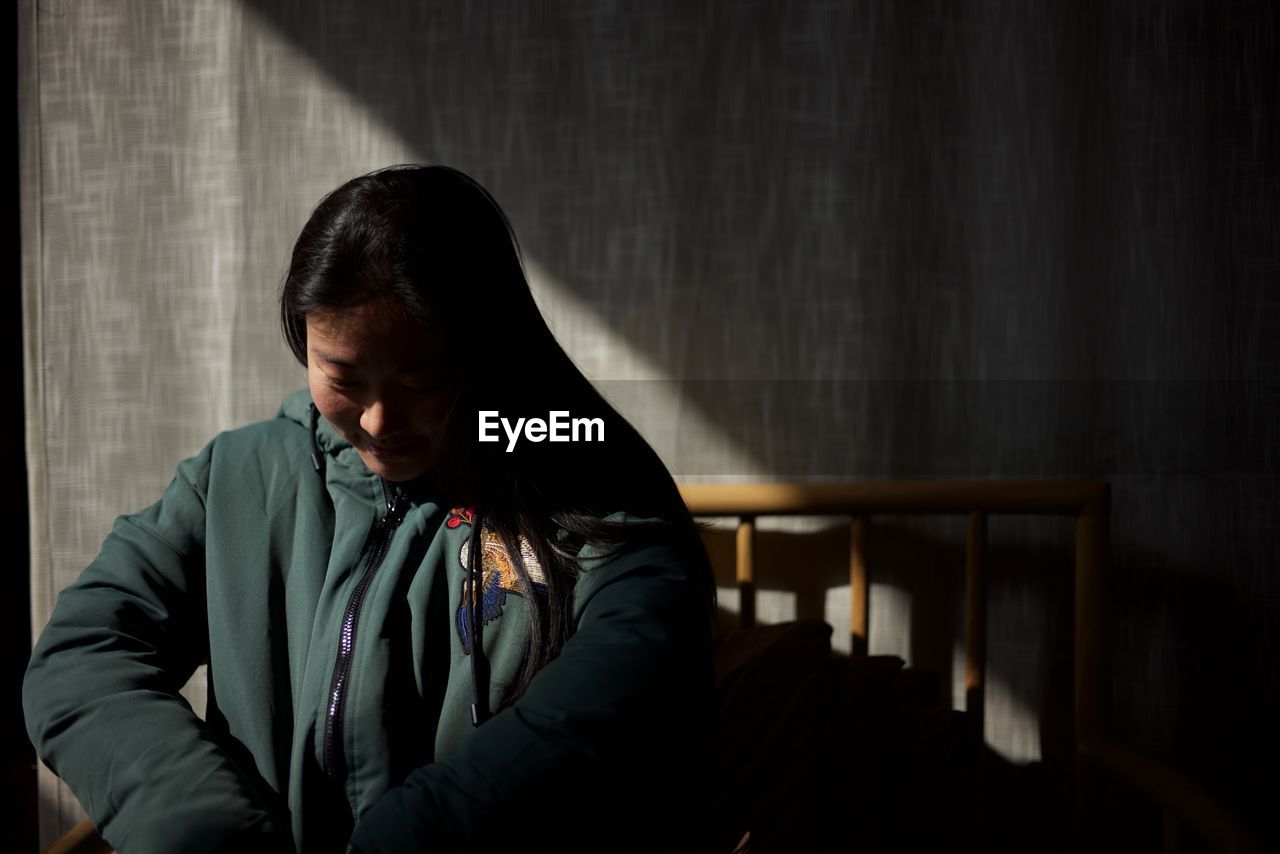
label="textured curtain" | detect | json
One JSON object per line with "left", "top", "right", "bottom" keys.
{"left": 22, "top": 0, "right": 1279, "bottom": 847}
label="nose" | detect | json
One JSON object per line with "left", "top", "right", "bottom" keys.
{"left": 359, "top": 398, "right": 404, "bottom": 441}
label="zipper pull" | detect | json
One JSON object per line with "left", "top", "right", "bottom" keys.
{"left": 380, "top": 478, "right": 405, "bottom": 523}
{"left": 382, "top": 484, "right": 409, "bottom": 529}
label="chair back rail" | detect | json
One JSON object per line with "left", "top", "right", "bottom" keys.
{"left": 678, "top": 481, "right": 1262, "bottom": 854}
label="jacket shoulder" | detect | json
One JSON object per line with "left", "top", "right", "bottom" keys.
{"left": 569, "top": 512, "right": 701, "bottom": 622}
{"left": 214, "top": 410, "right": 309, "bottom": 449}
{"left": 201, "top": 409, "right": 315, "bottom": 483}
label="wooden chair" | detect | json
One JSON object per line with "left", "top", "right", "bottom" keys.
{"left": 679, "top": 481, "right": 1265, "bottom": 854}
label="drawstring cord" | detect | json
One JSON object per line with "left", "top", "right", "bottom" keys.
{"left": 468, "top": 510, "right": 490, "bottom": 726}
{"left": 309, "top": 404, "right": 323, "bottom": 473}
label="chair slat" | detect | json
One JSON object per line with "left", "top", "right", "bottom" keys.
{"left": 736, "top": 517, "right": 755, "bottom": 628}
{"left": 850, "top": 516, "right": 868, "bottom": 655}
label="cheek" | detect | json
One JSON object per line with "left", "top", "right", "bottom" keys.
{"left": 308, "top": 378, "right": 359, "bottom": 433}
{"left": 412, "top": 390, "right": 460, "bottom": 432}
{"left": 415, "top": 398, "right": 451, "bottom": 426}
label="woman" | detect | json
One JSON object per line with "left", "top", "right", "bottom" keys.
{"left": 24, "top": 165, "right": 715, "bottom": 853}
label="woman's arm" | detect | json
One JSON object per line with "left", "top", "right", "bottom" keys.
{"left": 23, "top": 444, "right": 294, "bottom": 854}
{"left": 349, "top": 542, "right": 713, "bottom": 853}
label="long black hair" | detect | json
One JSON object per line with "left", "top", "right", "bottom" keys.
{"left": 280, "top": 164, "right": 712, "bottom": 704}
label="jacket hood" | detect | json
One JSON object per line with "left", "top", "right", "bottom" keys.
{"left": 277, "top": 388, "right": 366, "bottom": 477}
{"left": 279, "top": 388, "right": 335, "bottom": 440}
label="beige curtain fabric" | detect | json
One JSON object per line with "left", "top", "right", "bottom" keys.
{"left": 18, "top": 1, "right": 426, "bottom": 843}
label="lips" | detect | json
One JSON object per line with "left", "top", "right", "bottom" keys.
{"left": 365, "top": 439, "right": 418, "bottom": 459}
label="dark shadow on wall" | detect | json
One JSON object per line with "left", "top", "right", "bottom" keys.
{"left": 1108, "top": 496, "right": 1280, "bottom": 847}
{"left": 233, "top": 0, "right": 1276, "bottom": 479}
{"left": 233, "top": 1, "right": 994, "bottom": 382}
{"left": 231, "top": 0, "right": 1277, "bottom": 478}
{"left": 236, "top": 0, "right": 1279, "bottom": 846}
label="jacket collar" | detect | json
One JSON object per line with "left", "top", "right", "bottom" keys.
{"left": 277, "top": 388, "right": 443, "bottom": 507}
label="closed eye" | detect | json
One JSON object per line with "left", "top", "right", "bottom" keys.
{"left": 326, "top": 376, "right": 361, "bottom": 390}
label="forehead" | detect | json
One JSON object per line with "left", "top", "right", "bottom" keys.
{"left": 305, "top": 298, "right": 451, "bottom": 367}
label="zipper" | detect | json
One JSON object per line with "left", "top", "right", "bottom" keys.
{"left": 322, "top": 479, "right": 409, "bottom": 779}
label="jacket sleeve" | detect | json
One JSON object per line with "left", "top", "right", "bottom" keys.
{"left": 349, "top": 542, "right": 714, "bottom": 853}
{"left": 23, "top": 442, "right": 294, "bottom": 854}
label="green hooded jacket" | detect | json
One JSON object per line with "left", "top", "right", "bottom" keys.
{"left": 24, "top": 389, "right": 713, "bottom": 853}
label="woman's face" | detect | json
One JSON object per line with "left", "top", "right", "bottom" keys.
{"left": 306, "top": 297, "right": 458, "bottom": 482}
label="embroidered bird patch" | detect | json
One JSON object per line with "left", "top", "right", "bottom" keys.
{"left": 449, "top": 507, "right": 546, "bottom": 654}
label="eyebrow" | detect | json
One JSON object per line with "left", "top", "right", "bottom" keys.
{"left": 312, "top": 351, "right": 357, "bottom": 369}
